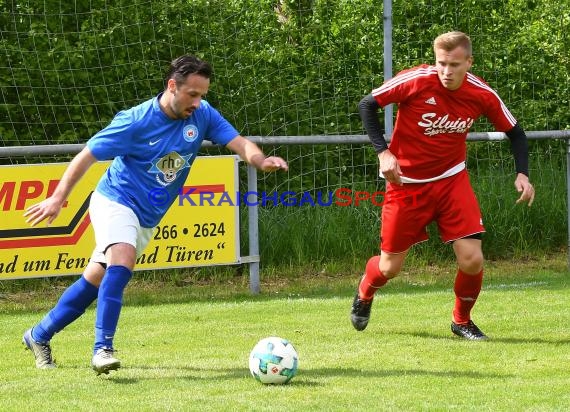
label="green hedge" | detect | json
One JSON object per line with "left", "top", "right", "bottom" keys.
{"left": 1, "top": 1, "right": 568, "bottom": 260}
{"left": 1, "top": 0, "right": 568, "bottom": 146}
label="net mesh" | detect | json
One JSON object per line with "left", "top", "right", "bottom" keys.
{"left": 1, "top": 0, "right": 568, "bottom": 260}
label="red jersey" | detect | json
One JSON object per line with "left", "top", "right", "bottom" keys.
{"left": 372, "top": 64, "right": 517, "bottom": 180}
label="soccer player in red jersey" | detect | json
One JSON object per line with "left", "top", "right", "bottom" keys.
{"left": 351, "top": 31, "right": 535, "bottom": 339}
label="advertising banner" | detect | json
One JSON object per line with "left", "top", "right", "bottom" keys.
{"left": 0, "top": 156, "right": 240, "bottom": 280}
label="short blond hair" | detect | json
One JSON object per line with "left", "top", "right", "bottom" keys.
{"left": 433, "top": 31, "right": 472, "bottom": 56}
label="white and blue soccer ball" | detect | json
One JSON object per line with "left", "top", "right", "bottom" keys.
{"left": 249, "top": 336, "right": 299, "bottom": 384}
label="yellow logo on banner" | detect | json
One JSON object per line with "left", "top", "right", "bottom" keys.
{"left": 0, "top": 156, "right": 240, "bottom": 280}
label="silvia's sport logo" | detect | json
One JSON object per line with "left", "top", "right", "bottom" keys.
{"left": 418, "top": 113, "right": 474, "bottom": 137}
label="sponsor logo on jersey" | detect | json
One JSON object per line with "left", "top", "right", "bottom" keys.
{"left": 425, "top": 97, "right": 437, "bottom": 105}
{"left": 417, "top": 113, "right": 474, "bottom": 137}
{"left": 148, "top": 151, "right": 193, "bottom": 186}
{"left": 183, "top": 124, "right": 199, "bottom": 142}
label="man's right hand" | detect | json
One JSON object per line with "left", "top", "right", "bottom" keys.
{"left": 24, "top": 197, "right": 64, "bottom": 227}
{"left": 378, "top": 150, "right": 403, "bottom": 185}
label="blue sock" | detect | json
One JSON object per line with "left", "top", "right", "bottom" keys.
{"left": 32, "top": 276, "right": 99, "bottom": 343}
{"left": 94, "top": 265, "right": 132, "bottom": 353}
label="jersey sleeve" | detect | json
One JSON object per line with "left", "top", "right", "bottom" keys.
{"left": 483, "top": 94, "right": 518, "bottom": 132}
{"left": 86, "top": 110, "right": 137, "bottom": 160}
{"left": 203, "top": 102, "right": 240, "bottom": 145}
{"left": 371, "top": 65, "right": 432, "bottom": 107}
{"left": 467, "top": 73, "right": 518, "bottom": 132}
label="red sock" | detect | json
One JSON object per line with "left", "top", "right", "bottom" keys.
{"left": 358, "top": 256, "right": 388, "bottom": 301}
{"left": 453, "top": 269, "right": 483, "bottom": 324}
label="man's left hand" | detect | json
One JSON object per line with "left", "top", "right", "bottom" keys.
{"left": 514, "top": 173, "right": 535, "bottom": 206}
{"left": 260, "top": 156, "right": 288, "bottom": 172}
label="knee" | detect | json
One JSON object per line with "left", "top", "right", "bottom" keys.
{"left": 379, "top": 257, "right": 404, "bottom": 279}
{"left": 458, "top": 250, "right": 484, "bottom": 274}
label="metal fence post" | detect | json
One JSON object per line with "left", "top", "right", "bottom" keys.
{"left": 567, "top": 139, "right": 570, "bottom": 270}
{"left": 383, "top": 0, "right": 394, "bottom": 137}
{"left": 247, "top": 163, "right": 261, "bottom": 294}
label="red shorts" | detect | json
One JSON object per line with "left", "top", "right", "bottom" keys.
{"left": 380, "top": 170, "right": 485, "bottom": 253}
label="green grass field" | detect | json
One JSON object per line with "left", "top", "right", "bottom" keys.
{"left": 1, "top": 256, "right": 569, "bottom": 411}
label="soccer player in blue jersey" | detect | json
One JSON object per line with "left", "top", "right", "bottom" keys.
{"left": 21, "top": 55, "right": 288, "bottom": 374}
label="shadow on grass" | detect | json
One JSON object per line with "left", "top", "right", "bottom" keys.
{"left": 97, "top": 364, "right": 508, "bottom": 385}
{"left": 390, "top": 330, "right": 570, "bottom": 345}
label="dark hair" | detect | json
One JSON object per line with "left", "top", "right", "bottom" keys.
{"left": 165, "top": 55, "right": 213, "bottom": 86}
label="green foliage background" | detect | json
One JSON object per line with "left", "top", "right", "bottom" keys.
{"left": 2, "top": 0, "right": 568, "bottom": 144}
{"left": 1, "top": 0, "right": 569, "bottom": 263}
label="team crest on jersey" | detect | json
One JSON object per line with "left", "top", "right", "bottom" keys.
{"left": 183, "top": 124, "right": 199, "bottom": 142}
{"left": 148, "top": 151, "right": 193, "bottom": 186}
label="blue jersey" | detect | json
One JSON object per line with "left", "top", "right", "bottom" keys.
{"left": 86, "top": 94, "right": 239, "bottom": 227}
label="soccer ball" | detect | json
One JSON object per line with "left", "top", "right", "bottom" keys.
{"left": 249, "top": 336, "right": 299, "bottom": 384}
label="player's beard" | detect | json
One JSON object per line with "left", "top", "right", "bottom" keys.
{"left": 173, "top": 104, "right": 195, "bottom": 120}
